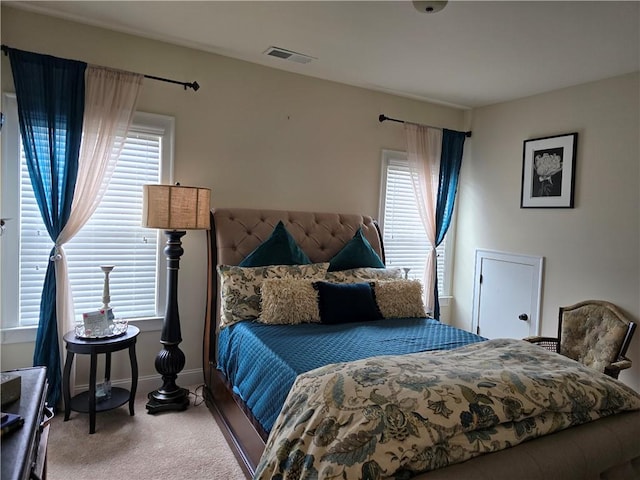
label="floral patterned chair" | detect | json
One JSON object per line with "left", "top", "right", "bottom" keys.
{"left": 524, "top": 300, "right": 636, "bottom": 379}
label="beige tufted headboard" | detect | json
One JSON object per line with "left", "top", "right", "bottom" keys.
{"left": 203, "top": 208, "right": 384, "bottom": 377}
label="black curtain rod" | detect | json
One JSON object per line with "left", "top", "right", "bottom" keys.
{"left": 1, "top": 45, "right": 200, "bottom": 91}
{"left": 142, "top": 73, "right": 199, "bottom": 91}
{"left": 379, "top": 114, "right": 471, "bottom": 138}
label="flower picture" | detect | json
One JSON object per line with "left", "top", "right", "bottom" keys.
{"left": 532, "top": 147, "right": 563, "bottom": 197}
{"left": 521, "top": 133, "right": 577, "bottom": 208}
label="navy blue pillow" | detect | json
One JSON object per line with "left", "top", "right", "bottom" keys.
{"left": 239, "top": 221, "right": 311, "bottom": 267}
{"left": 313, "top": 281, "right": 382, "bottom": 324}
{"left": 328, "top": 227, "right": 384, "bottom": 272}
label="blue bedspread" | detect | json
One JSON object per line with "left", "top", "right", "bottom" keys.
{"left": 217, "top": 318, "right": 485, "bottom": 433}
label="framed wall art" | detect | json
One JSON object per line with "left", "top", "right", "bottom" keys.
{"left": 521, "top": 132, "right": 578, "bottom": 208}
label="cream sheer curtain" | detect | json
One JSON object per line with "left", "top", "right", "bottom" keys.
{"left": 404, "top": 123, "right": 442, "bottom": 314}
{"left": 53, "top": 66, "right": 143, "bottom": 393}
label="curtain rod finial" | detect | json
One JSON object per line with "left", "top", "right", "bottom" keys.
{"left": 184, "top": 80, "right": 199, "bottom": 91}
{"left": 378, "top": 114, "right": 386, "bottom": 123}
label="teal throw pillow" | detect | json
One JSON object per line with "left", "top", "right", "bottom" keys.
{"left": 239, "top": 221, "right": 311, "bottom": 267}
{"left": 313, "top": 281, "right": 382, "bottom": 324}
{"left": 328, "top": 227, "right": 384, "bottom": 272}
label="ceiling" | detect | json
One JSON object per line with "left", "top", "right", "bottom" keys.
{"left": 6, "top": 1, "right": 640, "bottom": 109}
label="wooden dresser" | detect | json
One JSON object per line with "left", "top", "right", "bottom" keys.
{"left": 1, "top": 367, "right": 50, "bottom": 480}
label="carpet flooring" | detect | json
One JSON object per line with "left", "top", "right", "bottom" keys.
{"left": 46, "top": 385, "right": 247, "bottom": 480}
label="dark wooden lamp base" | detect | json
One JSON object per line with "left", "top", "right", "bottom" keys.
{"left": 146, "top": 230, "right": 190, "bottom": 414}
{"left": 146, "top": 388, "right": 189, "bottom": 413}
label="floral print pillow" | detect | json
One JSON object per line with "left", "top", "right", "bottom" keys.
{"left": 218, "top": 263, "right": 329, "bottom": 327}
{"left": 324, "top": 267, "right": 404, "bottom": 283}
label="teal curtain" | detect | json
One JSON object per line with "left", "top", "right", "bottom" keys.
{"left": 433, "top": 129, "right": 467, "bottom": 319}
{"left": 7, "top": 47, "right": 86, "bottom": 407}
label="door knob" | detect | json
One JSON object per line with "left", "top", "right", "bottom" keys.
{"left": 518, "top": 313, "right": 529, "bottom": 321}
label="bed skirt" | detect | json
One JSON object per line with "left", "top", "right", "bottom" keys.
{"left": 413, "top": 409, "right": 640, "bottom": 480}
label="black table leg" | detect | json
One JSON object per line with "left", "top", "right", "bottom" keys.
{"left": 89, "top": 351, "right": 97, "bottom": 434}
{"left": 63, "top": 351, "right": 74, "bottom": 421}
{"left": 128, "top": 343, "right": 138, "bottom": 416}
{"left": 104, "top": 351, "right": 112, "bottom": 385}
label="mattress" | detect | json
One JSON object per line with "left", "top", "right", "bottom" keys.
{"left": 217, "top": 317, "right": 485, "bottom": 432}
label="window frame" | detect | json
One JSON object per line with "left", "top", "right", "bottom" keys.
{"left": 1, "top": 92, "right": 173, "bottom": 343}
{"left": 378, "top": 149, "right": 456, "bottom": 304}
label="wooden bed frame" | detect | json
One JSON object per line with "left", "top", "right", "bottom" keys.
{"left": 202, "top": 207, "right": 640, "bottom": 480}
{"left": 202, "top": 207, "right": 385, "bottom": 476}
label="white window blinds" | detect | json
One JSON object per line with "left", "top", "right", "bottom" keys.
{"left": 17, "top": 128, "right": 162, "bottom": 326}
{"left": 380, "top": 153, "right": 448, "bottom": 295}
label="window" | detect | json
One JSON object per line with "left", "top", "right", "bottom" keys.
{"left": 379, "top": 150, "right": 453, "bottom": 299}
{"left": 1, "top": 93, "right": 173, "bottom": 339}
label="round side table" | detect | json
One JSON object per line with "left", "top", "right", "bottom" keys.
{"left": 62, "top": 325, "right": 139, "bottom": 434}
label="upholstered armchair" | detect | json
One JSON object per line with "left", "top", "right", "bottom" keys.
{"left": 524, "top": 300, "right": 636, "bottom": 379}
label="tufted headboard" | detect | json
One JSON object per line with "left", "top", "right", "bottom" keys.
{"left": 203, "top": 208, "right": 384, "bottom": 380}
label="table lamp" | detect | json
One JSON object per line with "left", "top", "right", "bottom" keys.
{"left": 141, "top": 183, "right": 211, "bottom": 413}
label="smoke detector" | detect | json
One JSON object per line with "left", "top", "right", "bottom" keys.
{"left": 263, "top": 46, "right": 315, "bottom": 64}
{"left": 412, "top": 1, "right": 448, "bottom": 14}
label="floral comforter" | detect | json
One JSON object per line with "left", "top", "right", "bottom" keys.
{"left": 254, "top": 338, "right": 640, "bottom": 480}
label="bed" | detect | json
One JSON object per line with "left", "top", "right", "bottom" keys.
{"left": 202, "top": 207, "right": 640, "bottom": 480}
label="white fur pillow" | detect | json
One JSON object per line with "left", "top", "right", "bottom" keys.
{"left": 373, "top": 279, "right": 427, "bottom": 319}
{"left": 260, "top": 278, "right": 320, "bottom": 325}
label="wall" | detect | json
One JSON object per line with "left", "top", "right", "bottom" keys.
{"left": 0, "top": 7, "right": 465, "bottom": 391}
{"left": 452, "top": 73, "right": 640, "bottom": 391}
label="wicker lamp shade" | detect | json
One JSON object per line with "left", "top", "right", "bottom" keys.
{"left": 142, "top": 184, "right": 210, "bottom": 230}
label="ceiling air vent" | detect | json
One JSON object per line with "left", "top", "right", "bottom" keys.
{"left": 263, "top": 46, "right": 315, "bottom": 64}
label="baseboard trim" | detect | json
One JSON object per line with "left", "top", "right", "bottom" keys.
{"left": 73, "top": 368, "right": 204, "bottom": 398}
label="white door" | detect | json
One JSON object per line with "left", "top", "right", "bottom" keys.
{"left": 472, "top": 250, "right": 543, "bottom": 339}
